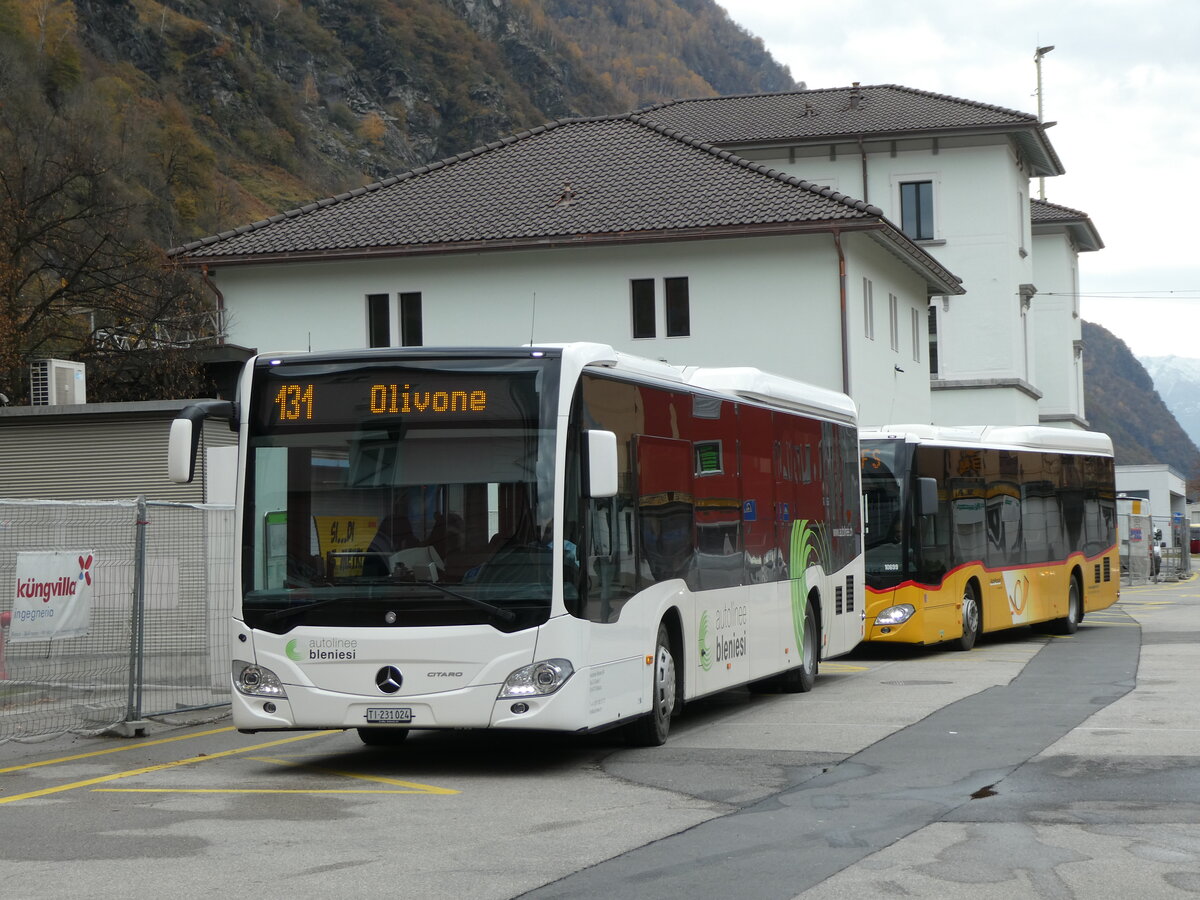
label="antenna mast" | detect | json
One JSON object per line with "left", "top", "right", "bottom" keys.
{"left": 1034, "top": 44, "right": 1055, "bottom": 200}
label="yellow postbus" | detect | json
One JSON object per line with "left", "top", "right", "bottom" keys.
{"left": 859, "top": 425, "right": 1118, "bottom": 650}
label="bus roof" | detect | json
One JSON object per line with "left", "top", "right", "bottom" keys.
{"left": 534, "top": 343, "right": 857, "bottom": 424}
{"left": 247, "top": 343, "right": 858, "bottom": 426}
{"left": 680, "top": 366, "right": 857, "bottom": 425}
{"left": 859, "top": 423, "right": 1113, "bottom": 457}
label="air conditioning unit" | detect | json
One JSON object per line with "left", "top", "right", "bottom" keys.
{"left": 30, "top": 359, "right": 87, "bottom": 406}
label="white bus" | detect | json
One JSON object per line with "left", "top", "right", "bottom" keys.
{"left": 169, "top": 343, "right": 864, "bottom": 746}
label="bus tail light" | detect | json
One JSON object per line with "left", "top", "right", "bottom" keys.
{"left": 498, "top": 659, "right": 574, "bottom": 698}
{"left": 875, "top": 604, "right": 915, "bottom": 626}
{"left": 233, "top": 660, "right": 287, "bottom": 698}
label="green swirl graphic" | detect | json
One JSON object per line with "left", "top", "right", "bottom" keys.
{"left": 285, "top": 639, "right": 302, "bottom": 661}
{"left": 698, "top": 610, "right": 712, "bottom": 672}
{"left": 789, "top": 519, "right": 830, "bottom": 651}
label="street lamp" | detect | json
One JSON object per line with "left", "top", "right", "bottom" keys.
{"left": 1035, "top": 45, "right": 1055, "bottom": 199}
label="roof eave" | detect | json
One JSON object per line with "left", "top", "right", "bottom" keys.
{"left": 864, "top": 224, "right": 965, "bottom": 297}
{"left": 174, "top": 220, "right": 894, "bottom": 268}
{"left": 711, "top": 122, "right": 1065, "bottom": 178}
{"left": 1032, "top": 218, "right": 1104, "bottom": 252}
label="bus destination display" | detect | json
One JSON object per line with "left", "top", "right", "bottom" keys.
{"left": 253, "top": 369, "right": 538, "bottom": 431}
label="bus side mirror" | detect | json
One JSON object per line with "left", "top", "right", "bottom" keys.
{"left": 586, "top": 430, "right": 618, "bottom": 498}
{"left": 916, "top": 477, "right": 938, "bottom": 516}
{"left": 168, "top": 401, "right": 235, "bottom": 484}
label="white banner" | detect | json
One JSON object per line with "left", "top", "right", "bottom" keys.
{"left": 10, "top": 551, "right": 96, "bottom": 643}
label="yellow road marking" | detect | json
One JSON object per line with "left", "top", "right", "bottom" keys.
{"left": 0, "top": 731, "right": 335, "bottom": 805}
{"left": 0, "top": 726, "right": 237, "bottom": 774}
{"left": 240, "top": 754, "right": 458, "bottom": 794}
{"left": 93, "top": 788, "right": 450, "bottom": 794}
{"left": 821, "top": 663, "right": 869, "bottom": 673}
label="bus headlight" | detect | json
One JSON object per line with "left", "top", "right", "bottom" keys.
{"left": 875, "top": 604, "right": 916, "bottom": 626}
{"left": 498, "top": 659, "right": 574, "bottom": 698}
{"left": 233, "top": 660, "right": 287, "bottom": 698}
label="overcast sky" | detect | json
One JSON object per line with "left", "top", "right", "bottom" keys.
{"left": 715, "top": 0, "right": 1200, "bottom": 361}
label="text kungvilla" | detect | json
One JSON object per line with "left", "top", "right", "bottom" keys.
{"left": 17, "top": 576, "right": 78, "bottom": 603}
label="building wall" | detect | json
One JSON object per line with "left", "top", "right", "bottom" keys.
{"left": 745, "top": 138, "right": 1051, "bottom": 427}
{"left": 0, "top": 404, "right": 236, "bottom": 502}
{"left": 1032, "top": 230, "right": 1086, "bottom": 425}
{"left": 920, "top": 381, "right": 1040, "bottom": 426}
{"left": 211, "top": 233, "right": 936, "bottom": 424}
{"left": 840, "top": 232, "right": 933, "bottom": 426}
{"left": 1116, "top": 465, "right": 1190, "bottom": 525}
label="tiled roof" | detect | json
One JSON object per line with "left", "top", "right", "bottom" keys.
{"left": 1031, "top": 198, "right": 1104, "bottom": 251}
{"left": 1031, "top": 198, "right": 1088, "bottom": 222}
{"left": 172, "top": 114, "right": 884, "bottom": 261}
{"left": 638, "top": 85, "right": 1063, "bottom": 176}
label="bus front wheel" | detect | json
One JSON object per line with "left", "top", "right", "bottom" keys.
{"left": 627, "top": 621, "right": 677, "bottom": 746}
{"left": 957, "top": 584, "right": 981, "bottom": 651}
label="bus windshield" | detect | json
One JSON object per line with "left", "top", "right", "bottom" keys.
{"left": 242, "top": 354, "right": 561, "bottom": 633}
{"left": 861, "top": 439, "right": 910, "bottom": 588}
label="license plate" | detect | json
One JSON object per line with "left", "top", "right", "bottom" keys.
{"left": 365, "top": 707, "right": 413, "bottom": 724}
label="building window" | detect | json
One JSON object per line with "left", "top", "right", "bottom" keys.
{"left": 863, "top": 278, "right": 874, "bottom": 340}
{"left": 367, "top": 293, "right": 390, "bottom": 347}
{"left": 631, "top": 279, "right": 655, "bottom": 339}
{"left": 665, "top": 277, "right": 690, "bottom": 337}
{"left": 928, "top": 305, "right": 939, "bottom": 376}
{"left": 400, "top": 292, "right": 423, "bottom": 346}
{"left": 900, "top": 180, "right": 934, "bottom": 240}
{"left": 911, "top": 307, "right": 922, "bottom": 363}
{"left": 888, "top": 293, "right": 899, "bottom": 351}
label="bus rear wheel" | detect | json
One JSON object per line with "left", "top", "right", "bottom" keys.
{"left": 957, "top": 583, "right": 981, "bottom": 651}
{"left": 627, "top": 621, "right": 677, "bottom": 746}
{"left": 357, "top": 727, "right": 411, "bottom": 746}
{"left": 1052, "top": 577, "right": 1082, "bottom": 635}
{"left": 780, "top": 597, "right": 818, "bottom": 693}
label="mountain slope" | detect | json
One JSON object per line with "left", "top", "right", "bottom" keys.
{"left": 1140, "top": 355, "right": 1200, "bottom": 452}
{"left": 1082, "top": 321, "right": 1200, "bottom": 478}
{"left": 38, "top": 0, "right": 797, "bottom": 246}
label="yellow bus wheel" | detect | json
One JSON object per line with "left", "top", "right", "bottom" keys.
{"left": 957, "top": 583, "right": 981, "bottom": 651}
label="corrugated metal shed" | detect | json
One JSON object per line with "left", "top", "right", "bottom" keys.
{"left": 0, "top": 400, "right": 237, "bottom": 502}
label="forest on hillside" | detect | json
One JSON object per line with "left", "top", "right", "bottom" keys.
{"left": 0, "top": 0, "right": 793, "bottom": 404}
{"left": 1082, "top": 320, "right": 1200, "bottom": 483}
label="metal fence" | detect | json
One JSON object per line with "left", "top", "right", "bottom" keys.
{"left": 0, "top": 498, "right": 234, "bottom": 743}
{"left": 1118, "top": 513, "right": 1193, "bottom": 586}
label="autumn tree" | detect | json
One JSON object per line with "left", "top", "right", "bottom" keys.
{"left": 0, "top": 31, "right": 216, "bottom": 404}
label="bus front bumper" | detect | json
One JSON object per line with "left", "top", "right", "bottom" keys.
{"left": 231, "top": 669, "right": 596, "bottom": 733}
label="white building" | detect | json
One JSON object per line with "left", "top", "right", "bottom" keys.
{"left": 175, "top": 112, "right": 962, "bottom": 426}
{"left": 636, "top": 85, "right": 1101, "bottom": 428}
{"left": 1031, "top": 199, "right": 1104, "bottom": 429}
{"left": 1116, "top": 464, "right": 1190, "bottom": 541}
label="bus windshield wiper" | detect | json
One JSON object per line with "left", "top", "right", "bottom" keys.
{"left": 418, "top": 581, "right": 517, "bottom": 624}
{"left": 257, "top": 582, "right": 516, "bottom": 625}
{"left": 260, "top": 594, "right": 348, "bottom": 622}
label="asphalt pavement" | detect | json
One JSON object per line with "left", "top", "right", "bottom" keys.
{"left": 3, "top": 575, "right": 1199, "bottom": 899}
{"left": 527, "top": 574, "right": 1200, "bottom": 899}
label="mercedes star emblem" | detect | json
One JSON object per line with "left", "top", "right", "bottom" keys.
{"left": 375, "top": 665, "right": 403, "bottom": 694}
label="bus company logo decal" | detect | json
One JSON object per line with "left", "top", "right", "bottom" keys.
{"left": 285, "top": 638, "right": 359, "bottom": 662}
{"left": 701, "top": 603, "right": 749, "bottom": 671}
{"left": 1002, "top": 571, "right": 1033, "bottom": 623}
{"left": 698, "top": 612, "right": 713, "bottom": 671}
